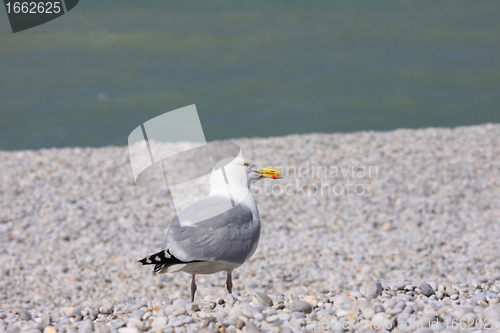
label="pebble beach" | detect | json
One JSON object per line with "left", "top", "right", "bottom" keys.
{"left": 1, "top": 124, "right": 500, "bottom": 333}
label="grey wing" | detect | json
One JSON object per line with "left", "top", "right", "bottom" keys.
{"left": 163, "top": 197, "right": 260, "bottom": 265}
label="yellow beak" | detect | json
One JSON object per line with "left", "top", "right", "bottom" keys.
{"left": 256, "top": 168, "right": 282, "bottom": 179}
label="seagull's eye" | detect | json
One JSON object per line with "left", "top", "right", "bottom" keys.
{"left": 244, "top": 163, "right": 250, "bottom": 168}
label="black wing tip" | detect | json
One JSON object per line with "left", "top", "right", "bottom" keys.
{"left": 138, "top": 255, "right": 156, "bottom": 265}
{"left": 139, "top": 251, "right": 167, "bottom": 273}
{"left": 138, "top": 249, "right": 177, "bottom": 267}
{"left": 139, "top": 249, "right": 200, "bottom": 273}
{"left": 153, "top": 264, "right": 165, "bottom": 274}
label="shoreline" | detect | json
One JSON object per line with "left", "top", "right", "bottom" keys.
{"left": 1, "top": 122, "right": 498, "bottom": 153}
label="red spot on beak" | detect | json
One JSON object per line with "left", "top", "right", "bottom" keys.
{"left": 272, "top": 175, "right": 279, "bottom": 179}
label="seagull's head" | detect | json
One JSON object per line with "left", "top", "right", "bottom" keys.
{"left": 243, "top": 159, "right": 282, "bottom": 186}
{"left": 210, "top": 157, "right": 282, "bottom": 189}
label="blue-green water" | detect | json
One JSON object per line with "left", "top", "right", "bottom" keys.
{"left": 1, "top": 1, "right": 499, "bottom": 150}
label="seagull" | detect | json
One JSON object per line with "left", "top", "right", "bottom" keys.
{"left": 139, "top": 157, "right": 282, "bottom": 301}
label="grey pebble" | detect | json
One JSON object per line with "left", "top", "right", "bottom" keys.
{"left": 288, "top": 301, "right": 313, "bottom": 314}
{"left": 244, "top": 322, "right": 259, "bottom": 333}
{"left": 14, "top": 310, "right": 30, "bottom": 321}
{"left": 350, "top": 291, "right": 364, "bottom": 299}
{"left": 419, "top": 283, "right": 435, "bottom": 297}
{"left": 265, "top": 315, "right": 279, "bottom": 323}
{"left": 266, "top": 308, "right": 277, "bottom": 316}
{"left": 383, "top": 299, "right": 397, "bottom": 310}
{"left": 427, "top": 282, "right": 438, "bottom": 291}
{"left": 6, "top": 326, "right": 20, "bottom": 333}
{"left": 21, "top": 327, "right": 42, "bottom": 333}
{"left": 362, "top": 307, "right": 375, "bottom": 319}
{"left": 446, "top": 289, "right": 458, "bottom": 296}
{"left": 278, "top": 313, "right": 291, "bottom": 321}
{"left": 129, "top": 303, "right": 146, "bottom": 312}
{"left": 130, "top": 310, "right": 144, "bottom": 320}
{"left": 470, "top": 294, "right": 486, "bottom": 304}
{"left": 252, "top": 312, "right": 264, "bottom": 321}
{"left": 483, "top": 304, "right": 500, "bottom": 319}
{"left": 94, "top": 324, "right": 109, "bottom": 333}
{"left": 363, "top": 282, "right": 384, "bottom": 300}
{"left": 79, "top": 320, "right": 94, "bottom": 333}
{"left": 333, "top": 295, "right": 353, "bottom": 308}
{"left": 172, "top": 307, "right": 185, "bottom": 316}
{"left": 388, "top": 308, "right": 402, "bottom": 315}
{"left": 316, "top": 309, "right": 331, "bottom": 316}
{"left": 151, "top": 317, "right": 167, "bottom": 328}
{"left": 110, "top": 320, "right": 125, "bottom": 330}
{"left": 395, "top": 301, "right": 406, "bottom": 310}
{"left": 222, "top": 319, "right": 236, "bottom": 327}
{"left": 125, "top": 319, "right": 143, "bottom": 331}
{"left": 117, "top": 328, "right": 137, "bottom": 333}
{"left": 99, "top": 306, "right": 113, "bottom": 315}
{"left": 290, "top": 312, "right": 306, "bottom": 319}
{"left": 253, "top": 293, "right": 273, "bottom": 307}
